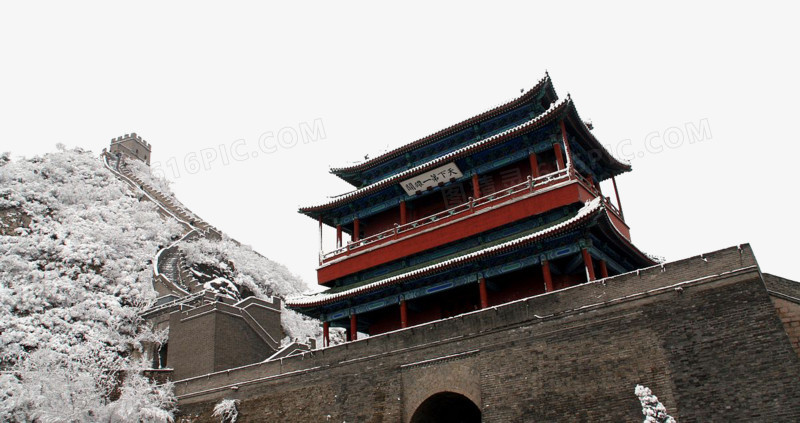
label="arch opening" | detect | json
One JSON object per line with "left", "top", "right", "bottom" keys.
{"left": 410, "top": 391, "right": 481, "bottom": 423}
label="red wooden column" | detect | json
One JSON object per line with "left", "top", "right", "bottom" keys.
{"left": 350, "top": 313, "right": 358, "bottom": 341}
{"left": 399, "top": 200, "right": 407, "bottom": 225}
{"left": 599, "top": 259, "right": 609, "bottom": 279}
{"left": 553, "top": 143, "right": 565, "bottom": 170}
{"left": 399, "top": 299, "right": 408, "bottom": 329}
{"left": 529, "top": 151, "right": 540, "bottom": 178}
{"left": 322, "top": 321, "right": 330, "bottom": 347}
{"left": 542, "top": 259, "right": 554, "bottom": 292}
{"left": 478, "top": 277, "right": 489, "bottom": 309}
{"left": 352, "top": 218, "right": 360, "bottom": 242}
{"left": 582, "top": 248, "right": 596, "bottom": 281}
{"left": 336, "top": 225, "right": 342, "bottom": 248}
{"left": 611, "top": 176, "right": 624, "bottom": 219}
{"left": 472, "top": 173, "right": 481, "bottom": 198}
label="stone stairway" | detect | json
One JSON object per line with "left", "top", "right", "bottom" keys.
{"left": 105, "top": 150, "right": 315, "bottom": 372}
{"left": 102, "top": 152, "right": 211, "bottom": 297}
{"left": 158, "top": 246, "right": 184, "bottom": 290}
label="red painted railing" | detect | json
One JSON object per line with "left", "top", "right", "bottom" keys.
{"left": 320, "top": 168, "right": 574, "bottom": 264}
{"left": 570, "top": 171, "right": 625, "bottom": 222}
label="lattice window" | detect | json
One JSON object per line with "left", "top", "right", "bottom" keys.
{"left": 478, "top": 175, "right": 495, "bottom": 196}
{"left": 441, "top": 184, "right": 467, "bottom": 208}
{"left": 499, "top": 167, "right": 522, "bottom": 188}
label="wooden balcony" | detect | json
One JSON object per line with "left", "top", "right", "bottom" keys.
{"left": 317, "top": 169, "right": 629, "bottom": 285}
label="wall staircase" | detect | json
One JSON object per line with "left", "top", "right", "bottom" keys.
{"left": 101, "top": 152, "right": 215, "bottom": 298}
{"left": 102, "top": 149, "right": 316, "bottom": 378}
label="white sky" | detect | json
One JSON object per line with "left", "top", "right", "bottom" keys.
{"left": 2, "top": 2, "right": 799, "bottom": 288}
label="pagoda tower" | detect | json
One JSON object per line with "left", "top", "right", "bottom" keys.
{"left": 287, "top": 74, "right": 655, "bottom": 346}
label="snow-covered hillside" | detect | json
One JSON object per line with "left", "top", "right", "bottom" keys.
{"left": 0, "top": 146, "right": 317, "bottom": 421}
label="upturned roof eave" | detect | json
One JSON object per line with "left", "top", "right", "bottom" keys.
{"left": 329, "top": 74, "right": 557, "bottom": 181}
{"left": 288, "top": 202, "right": 654, "bottom": 310}
{"left": 298, "top": 97, "right": 572, "bottom": 218}
{"left": 562, "top": 97, "right": 631, "bottom": 174}
{"left": 299, "top": 99, "right": 631, "bottom": 221}
{"left": 287, "top": 198, "right": 610, "bottom": 309}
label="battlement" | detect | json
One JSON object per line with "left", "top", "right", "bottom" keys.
{"left": 173, "top": 244, "right": 800, "bottom": 422}
{"left": 235, "top": 295, "right": 282, "bottom": 312}
{"left": 109, "top": 132, "right": 152, "bottom": 165}
{"left": 158, "top": 292, "right": 285, "bottom": 380}
{"left": 111, "top": 132, "right": 151, "bottom": 150}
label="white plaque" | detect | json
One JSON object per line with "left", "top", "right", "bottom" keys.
{"left": 400, "top": 163, "right": 464, "bottom": 195}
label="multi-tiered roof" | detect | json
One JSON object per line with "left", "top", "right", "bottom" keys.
{"left": 289, "top": 74, "right": 654, "bottom": 342}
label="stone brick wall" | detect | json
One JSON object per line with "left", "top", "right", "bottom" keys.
{"left": 168, "top": 307, "right": 218, "bottom": 380}
{"left": 174, "top": 245, "right": 800, "bottom": 422}
{"left": 167, "top": 299, "right": 282, "bottom": 380}
{"left": 770, "top": 297, "right": 800, "bottom": 356}
{"left": 110, "top": 133, "right": 151, "bottom": 165}
{"left": 764, "top": 273, "right": 800, "bottom": 356}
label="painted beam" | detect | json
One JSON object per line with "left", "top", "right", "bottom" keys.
{"left": 318, "top": 182, "right": 594, "bottom": 284}
{"left": 321, "top": 242, "right": 582, "bottom": 318}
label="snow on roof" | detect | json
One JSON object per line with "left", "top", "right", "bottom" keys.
{"left": 300, "top": 98, "right": 570, "bottom": 213}
{"left": 287, "top": 197, "right": 603, "bottom": 307}
{"left": 330, "top": 73, "right": 554, "bottom": 174}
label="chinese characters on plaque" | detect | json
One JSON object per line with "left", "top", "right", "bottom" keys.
{"left": 400, "top": 163, "right": 464, "bottom": 195}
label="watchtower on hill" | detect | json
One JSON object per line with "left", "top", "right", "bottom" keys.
{"left": 109, "top": 132, "right": 151, "bottom": 165}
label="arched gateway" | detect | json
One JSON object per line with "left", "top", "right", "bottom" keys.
{"left": 410, "top": 391, "right": 481, "bottom": 423}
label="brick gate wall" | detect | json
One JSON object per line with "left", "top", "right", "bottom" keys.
{"left": 174, "top": 245, "right": 800, "bottom": 422}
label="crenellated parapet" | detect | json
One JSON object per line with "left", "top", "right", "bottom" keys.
{"left": 174, "top": 245, "right": 800, "bottom": 422}
{"left": 109, "top": 132, "right": 152, "bottom": 165}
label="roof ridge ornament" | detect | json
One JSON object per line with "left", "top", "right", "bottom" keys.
{"left": 329, "top": 73, "right": 556, "bottom": 177}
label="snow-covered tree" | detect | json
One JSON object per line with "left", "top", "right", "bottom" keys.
{"left": 1, "top": 351, "right": 175, "bottom": 422}
{"left": 104, "top": 362, "right": 176, "bottom": 423}
{"left": 0, "top": 146, "right": 320, "bottom": 420}
{"left": 126, "top": 159, "right": 173, "bottom": 196}
{"left": 212, "top": 398, "right": 239, "bottom": 423}
{"left": 635, "top": 384, "right": 676, "bottom": 423}
{"left": 179, "top": 236, "right": 306, "bottom": 299}
{"left": 0, "top": 148, "right": 185, "bottom": 421}
{"left": 179, "top": 236, "right": 323, "bottom": 342}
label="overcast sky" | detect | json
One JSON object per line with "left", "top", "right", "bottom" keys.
{"left": 2, "top": 2, "right": 798, "bottom": 288}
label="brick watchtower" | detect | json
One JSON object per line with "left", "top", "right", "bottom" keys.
{"left": 287, "top": 74, "right": 656, "bottom": 346}
{"left": 109, "top": 132, "right": 151, "bottom": 165}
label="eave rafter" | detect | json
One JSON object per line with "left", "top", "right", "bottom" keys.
{"left": 330, "top": 73, "right": 558, "bottom": 182}
{"left": 299, "top": 98, "right": 572, "bottom": 218}
{"left": 299, "top": 96, "right": 629, "bottom": 223}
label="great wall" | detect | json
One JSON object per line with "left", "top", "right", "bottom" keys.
{"left": 101, "top": 118, "right": 800, "bottom": 421}
{"left": 101, "top": 134, "right": 313, "bottom": 382}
